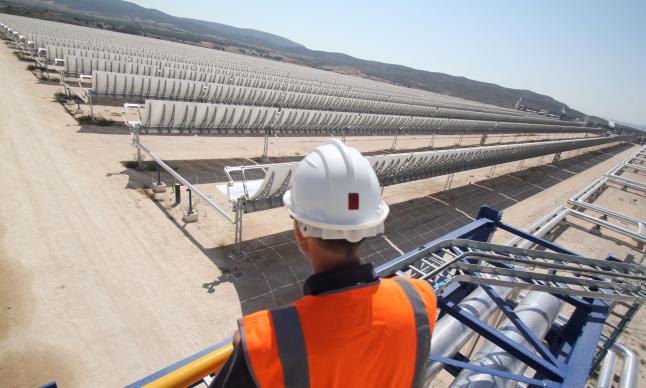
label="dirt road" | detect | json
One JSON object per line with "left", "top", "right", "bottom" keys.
{"left": 0, "top": 45, "right": 241, "bottom": 386}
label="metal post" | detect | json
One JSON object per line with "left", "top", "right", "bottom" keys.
{"left": 488, "top": 164, "right": 497, "bottom": 178}
{"left": 262, "top": 128, "right": 271, "bottom": 160}
{"left": 552, "top": 152, "right": 562, "bottom": 164}
{"left": 429, "top": 132, "right": 436, "bottom": 149}
{"left": 156, "top": 164, "right": 162, "bottom": 185}
{"left": 480, "top": 133, "right": 488, "bottom": 146}
{"left": 537, "top": 155, "right": 545, "bottom": 166}
{"left": 88, "top": 91, "right": 94, "bottom": 119}
{"left": 230, "top": 198, "right": 247, "bottom": 260}
{"left": 134, "top": 126, "right": 142, "bottom": 164}
{"left": 443, "top": 173, "right": 455, "bottom": 192}
{"left": 187, "top": 189, "right": 193, "bottom": 214}
{"left": 175, "top": 183, "right": 181, "bottom": 203}
{"left": 516, "top": 159, "right": 525, "bottom": 171}
{"left": 391, "top": 130, "right": 399, "bottom": 152}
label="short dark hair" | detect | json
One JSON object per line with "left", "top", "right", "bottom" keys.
{"left": 318, "top": 238, "right": 364, "bottom": 256}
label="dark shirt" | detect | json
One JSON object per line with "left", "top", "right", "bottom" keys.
{"left": 210, "top": 263, "right": 378, "bottom": 388}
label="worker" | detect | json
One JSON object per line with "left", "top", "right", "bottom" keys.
{"left": 211, "top": 139, "right": 437, "bottom": 388}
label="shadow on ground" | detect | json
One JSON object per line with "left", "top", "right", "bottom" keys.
{"left": 140, "top": 142, "right": 631, "bottom": 315}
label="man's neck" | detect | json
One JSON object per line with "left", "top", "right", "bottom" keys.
{"left": 312, "top": 255, "right": 361, "bottom": 274}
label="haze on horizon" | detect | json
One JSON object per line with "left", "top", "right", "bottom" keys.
{"left": 129, "top": 0, "right": 646, "bottom": 126}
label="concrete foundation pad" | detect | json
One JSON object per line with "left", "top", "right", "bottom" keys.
{"left": 182, "top": 211, "right": 199, "bottom": 223}
{"left": 151, "top": 182, "right": 167, "bottom": 193}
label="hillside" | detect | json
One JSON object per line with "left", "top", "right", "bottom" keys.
{"left": 0, "top": 0, "right": 601, "bottom": 121}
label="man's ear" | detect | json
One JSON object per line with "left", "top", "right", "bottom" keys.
{"left": 294, "top": 220, "right": 305, "bottom": 243}
{"left": 294, "top": 220, "right": 310, "bottom": 256}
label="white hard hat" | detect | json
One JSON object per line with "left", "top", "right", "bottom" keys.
{"left": 283, "top": 139, "right": 389, "bottom": 242}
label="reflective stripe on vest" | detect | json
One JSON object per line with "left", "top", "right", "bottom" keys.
{"left": 271, "top": 306, "right": 310, "bottom": 388}
{"left": 240, "top": 277, "right": 435, "bottom": 388}
{"left": 393, "top": 277, "right": 432, "bottom": 388}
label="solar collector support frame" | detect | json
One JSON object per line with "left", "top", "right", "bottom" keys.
{"left": 93, "top": 72, "right": 589, "bottom": 126}
{"left": 223, "top": 135, "right": 628, "bottom": 215}
{"left": 128, "top": 100, "right": 602, "bottom": 141}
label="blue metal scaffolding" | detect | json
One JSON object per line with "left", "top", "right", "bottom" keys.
{"left": 128, "top": 206, "right": 644, "bottom": 388}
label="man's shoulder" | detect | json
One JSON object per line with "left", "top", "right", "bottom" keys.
{"left": 389, "top": 276, "right": 436, "bottom": 306}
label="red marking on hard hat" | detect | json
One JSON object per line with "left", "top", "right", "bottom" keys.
{"left": 348, "top": 193, "right": 359, "bottom": 210}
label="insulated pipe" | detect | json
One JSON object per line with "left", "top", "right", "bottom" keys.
{"left": 449, "top": 292, "right": 562, "bottom": 388}
{"left": 606, "top": 175, "right": 646, "bottom": 191}
{"left": 596, "top": 350, "right": 617, "bottom": 388}
{"left": 571, "top": 176, "right": 608, "bottom": 204}
{"left": 567, "top": 208, "right": 646, "bottom": 243}
{"left": 613, "top": 343, "right": 639, "bottom": 388}
{"left": 425, "top": 285, "right": 513, "bottom": 380}
{"left": 576, "top": 177, "right": 609, "bottom": 203}
{"left": 507, "top": 207, "right": 570, "bottom": 248}
{"left": 425, "top": 211, "right": 563, "bottom": 383}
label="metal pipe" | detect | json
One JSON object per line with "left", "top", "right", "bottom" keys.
{"left": 134, "top": 140, "right": 234, "bottom": 223}
{"left": 625, "top": 163, "right": 646, "bottom": 173}
{"left": 606, "top": 175, "right": 646, "bottom": 191}
{"left": 143, "top": 342, "right": 233, "bottom": 388}
{"left": 575, "top": 176, "right": 608, "bottom": 203}
{"left": 613, "top": 343, "right": 639, "bottom": 388}
{"left": 568, "top": 199, "right": 646, "bottom": 230}
{"left": 426, "top": 209, "right": 565, "bottom": 382}
{"left": 425, "top": 285, "right": 513, "bottom": 380}
{"left": 567, "top": 208, "right": 646, "bottom": 242}
{"left": 507, "top": 206, "right": 569, "bottom": 248}
{"left": 596, "top": 350, "right": 617, "bottom": 388}
{"left": 449, "top": 291, "right": 562, "bottom": 388}
{"left": 448, "top": 207, "right": 570, "bottom": 387}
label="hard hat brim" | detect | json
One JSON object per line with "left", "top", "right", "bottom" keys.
{"left": 283, "top": 190, "right": 390, "bottom": 232}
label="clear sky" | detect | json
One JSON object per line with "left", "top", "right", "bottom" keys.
{"left": 129, "top": 0, "right": 646, "bottom": 124}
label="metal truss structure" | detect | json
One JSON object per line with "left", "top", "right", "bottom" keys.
{"left": 223, "top": 136, "right": 627, "bottom": 214}
{"left": 568, "top": 146, "right": 646, "bottom": 242}
{"left": 125, "top": 206, "right": 645, "bottom": 388}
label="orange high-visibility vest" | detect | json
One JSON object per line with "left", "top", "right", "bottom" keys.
{"left": 238, "top": 277, "right": 437, "bottom": 388}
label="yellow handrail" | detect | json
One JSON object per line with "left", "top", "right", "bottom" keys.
{"left": 144, "top": 343, "right": 234, "bottom": 388}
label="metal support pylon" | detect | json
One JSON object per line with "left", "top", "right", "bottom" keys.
{"left": 516, "top": 159, "right": 525, "bottom": 171}
{"left": 552, "top": 152, "right": 562, "bottom": 164}
{"left": 428, "top": 133, "right": 436, "bottom": 149}
{"left": 537, "top": 155, "right": 545, "bottom": 166}
{"left": 261, "top": 128, "right": 271, "bottom": 161}
{"left": 443, "top": 173, "right": 455, "bottom": 192}
{"left": 230, "top": 198, "right": 247, "bottom": 261}
{"left": 391, "top": 130, "right": 399, "bottom": 152}
{"left": 480, "top": 133, "right": 488, "bottom": 146}
{"left": 488, "top": 164, "right": 497, "bottom": 178}
{"left": 132, "top": 126, "right": 143, "bottom": 165}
